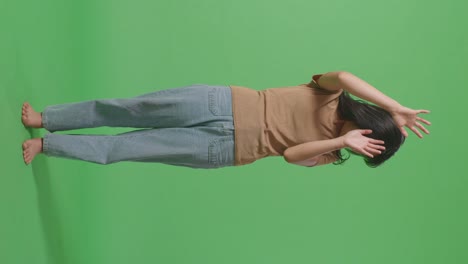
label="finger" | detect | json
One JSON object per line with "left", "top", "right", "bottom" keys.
{"left": 361, "top": 129, "right": 372, "bottom": 134}
{"left": 400, "top": 127, "right": 409, "bottom": 137}
{"left": 368, "top": 145, "right": 383, "bottom": 153}
{"left": 418, "top": 109, "right": 430, "bottom": 114}
{"left": 369, "top": 143, "right": 386, "bottom": 150}
{"left": 416, "top": 117, "right": 431, "bottom": 125}
{"left": 361, "top": 149, "right": 374, "bottom": 158}
{"left": 410, "top": 126, "right": 423, "bottom": 138}
{"left": 365, "top": 147, "right": 381, "bottom": 155}
{"left": 370, "top": 139, "right": 385, "bottom": 145}
{"left": 415, "top": 122, "right": 430, "bottom": 134}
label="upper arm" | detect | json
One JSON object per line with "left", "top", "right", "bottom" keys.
{"left": 285, "top": 153, "right": 337, "bottom": 167}
{"left": 312, "top": 71, "right": 347, "bottom": 93}
{"left": 288, "top": 156, "right": 320, "bottom": 167}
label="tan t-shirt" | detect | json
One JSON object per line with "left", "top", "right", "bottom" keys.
{"left": 229, "top": 81, "right": 344, "bottom": 166}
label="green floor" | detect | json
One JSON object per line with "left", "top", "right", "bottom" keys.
{"left": 1, "top": 0, "right": 467, "bottom": 263}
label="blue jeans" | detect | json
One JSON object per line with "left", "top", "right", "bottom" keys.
{"left": 41, "top": 84, "right": 235, "bottom": 169}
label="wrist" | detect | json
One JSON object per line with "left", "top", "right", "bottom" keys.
{"left": 335, "top": 136, "right": 347, "bottom": 149}
{"left": 385, "top": 101, "right": 403, "bottom": 113}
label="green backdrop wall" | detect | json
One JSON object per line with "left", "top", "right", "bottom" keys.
{"left": 1, "top": 0, "right": 466, "bottom": 263}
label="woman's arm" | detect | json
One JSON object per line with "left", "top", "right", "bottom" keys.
{"left": 283, "top": 137, "right": 344, "bottom": 164}
{"left": 284, "top": 129, "right": 386, "bottom": 166}
{"left": 317, "top": 71, "right": 402, "bottom": 112}
{"left": 315, "top": 71, "right": 431, "bottom": 138}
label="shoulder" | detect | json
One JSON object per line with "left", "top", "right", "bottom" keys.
{"left": 299, "top": 80, "right": 343, "bottom": 97}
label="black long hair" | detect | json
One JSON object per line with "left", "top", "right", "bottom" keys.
{"left": 333, "top": 91, "right": 406, "bottom": 167}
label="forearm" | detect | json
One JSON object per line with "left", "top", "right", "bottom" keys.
{"left": 337, "top": 72, "right": 402, "bottom": 112}
{"left": 283, "top": 137, "right": 345, "bottom": 163}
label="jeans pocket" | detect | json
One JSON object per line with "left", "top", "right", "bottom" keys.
{"left": 208, "top": 136, "right": 234, "bottom": 168}
{"left": 208, "top": 86, "right": 232, "bottom": 116}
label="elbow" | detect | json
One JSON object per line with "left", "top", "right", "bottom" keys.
{"left": 283, "top": 149, "right": 294, "bottom": 163}
{"left": 283, "top": 149, "right": 291, "bottom": 163}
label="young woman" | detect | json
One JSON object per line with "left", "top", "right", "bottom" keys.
{"left": 21, "top": 71, "right": 431, "bottom": 168}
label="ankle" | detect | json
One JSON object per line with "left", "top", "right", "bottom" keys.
{"left": 40, "top": 112, "right": 44, "bottom": 128}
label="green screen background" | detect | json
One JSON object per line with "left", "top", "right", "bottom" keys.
{"left": 1, "top": 0, "right": 466, "bottom": 263}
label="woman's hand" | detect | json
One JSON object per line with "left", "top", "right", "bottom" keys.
{"left": 390, "top": 106, "right": 431, "bottom": 138}
{"left": 342, "top": 129, "right": 386, "bottom": 158}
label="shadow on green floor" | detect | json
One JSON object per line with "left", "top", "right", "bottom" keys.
{"left": 29, "top": 128, "right": 67, "bottom": 264}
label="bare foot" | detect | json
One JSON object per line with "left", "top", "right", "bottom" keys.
{"left": 22, "top": 138, "right": 43, "bottom": 165}
{"left": 22, "top": 102, "right": 43, "bottom": 128}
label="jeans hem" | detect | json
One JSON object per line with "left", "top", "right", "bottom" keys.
{"left": 42, "top": 133, "right": 51, "bottom": 155}
{"left": 42, "top": 108, "right": 51, "bottom": 131}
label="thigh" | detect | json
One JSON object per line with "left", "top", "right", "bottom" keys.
{"left": 133, "top": 84, "right": 233, "bottom": 128}
{"left": 117, "top": 125, "right": 235, "bottom": 169}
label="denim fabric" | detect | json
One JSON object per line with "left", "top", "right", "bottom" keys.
{"left": 41, "top": 84, "right": 235, "bottom": 169}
